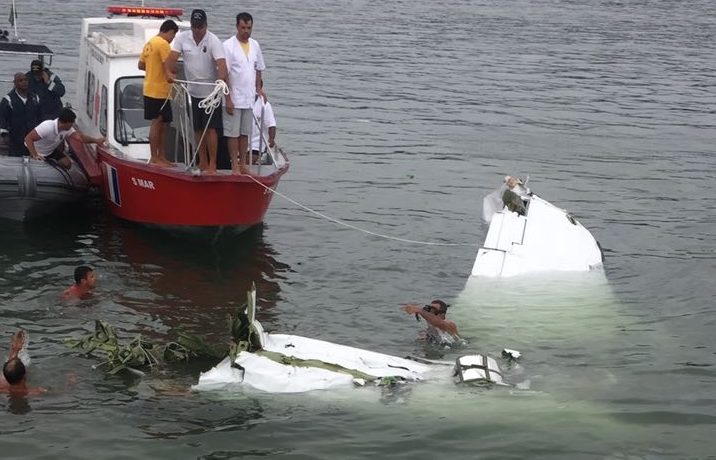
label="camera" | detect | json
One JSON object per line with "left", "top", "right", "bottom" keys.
{"left": 415, "top": 304, "right": 433, "bottom": 322}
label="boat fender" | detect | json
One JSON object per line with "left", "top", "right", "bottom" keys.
{"left": 454, "top": 354, "right": 506, "bottom": 386}
{"left": 18, "top": 156, "right": 37, "bottom": 197}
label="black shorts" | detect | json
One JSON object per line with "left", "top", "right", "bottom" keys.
{"left": 191, "top": 96, "right": 222, "bottom": 131}
{"left": 144, "top": 96, "right": 172, "bottom": 123}
{"left": 46, "top": 144, "right": 67, "bottom": 161}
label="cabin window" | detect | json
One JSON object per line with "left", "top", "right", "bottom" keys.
{"left": 86, "top": 71, "right": 95, "bottom": 119}
{"left": 85, "top": 71, "right": 94, "bottom": 118}
{"left": 99, "top": 85, "right": 108, "bottom": 135}
{"left": 114, "top": 77, "right": 149, "bottom": 145}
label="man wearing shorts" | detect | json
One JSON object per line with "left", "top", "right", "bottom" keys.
{"left": 138, "top": 19, "right": 178, "bottom": 166}
{"left": 167, "top": 9, "right": 227, "bottom": 174}
{"left": 224, "top": 12, "right": 265, "bottom": 174}
{"left": 24, "top": 108, "right": 105, "bottom": 170}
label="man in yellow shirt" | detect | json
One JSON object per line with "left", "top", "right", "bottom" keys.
{"left": 138, "top": 19, "right": 178, "bottom": 166}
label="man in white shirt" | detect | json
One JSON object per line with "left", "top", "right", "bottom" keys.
{"left": 24, "top": 108, "right": 105, "bottom": 170}
{"left": 223, "top": 12, "right": 265, "bottom": 174}
{"left": 166, "top": 9, "right": 227, "bottom": 174}
{"left": 251, "top": 93, "right": 276, "bottom": 165}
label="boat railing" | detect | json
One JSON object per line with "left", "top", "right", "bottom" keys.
{"left": 252, "top": 113, "right": 286, "bottom": 170}
{"left": 170, "top": 81, "right": 198, "bottom": 170}
{"left": 169, "top": 79, "right": 286, "bottom": 173}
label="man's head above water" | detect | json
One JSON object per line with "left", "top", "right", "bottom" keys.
{"left": 3, "top": 357, "right": 26, "bottom": 385}
{"left": 425, "top": 299, "right": 450, "bottom": 318}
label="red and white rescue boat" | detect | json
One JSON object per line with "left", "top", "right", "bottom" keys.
{"left": 70, "top": 6, "right": 289, "bottom": 236}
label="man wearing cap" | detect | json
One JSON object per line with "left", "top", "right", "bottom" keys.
{"left": 26, "top": 59, "right": 65, "bottom": 121}
{"left": 401, "top": 299, "right": 461, "bottom": 346}
{"left": 166, "top": 9, "right": 227, "bottom": 174}
{"left": 223, "top": 12, "right": 265, "bottom": 174}
{"left": 0, "top": 72, "right": 41, "bottom": 156}
{"left": 139, "top": 19, "right": 179, "bottom": 167}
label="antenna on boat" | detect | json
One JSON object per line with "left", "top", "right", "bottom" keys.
{"left": 9, "top": 0, "right": 19, "bottom": 41}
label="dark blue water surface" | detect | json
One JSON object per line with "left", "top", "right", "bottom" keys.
{"left": 1, "top": 0, "right": 715, "bottom": 458}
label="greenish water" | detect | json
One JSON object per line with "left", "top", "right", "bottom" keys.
{"left": 1, "top": 0, "right": 715, "bottom": 458}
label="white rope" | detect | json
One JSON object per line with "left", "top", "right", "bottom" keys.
{"left": 197, "top": 80, "right": 229, "bottom": 114}
{"left": 171, "top": 80, "right": 229, "bottom": 168}
{"left": 169, "top": 80, "right": 476, "bottom": 247}
{"left": 169, "top": 82, "right": 195, "bottom": 167}
{"left": 243, "top": 174, "right": 478, "bottom": 247}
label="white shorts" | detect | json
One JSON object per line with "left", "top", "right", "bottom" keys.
{"left": 223, "top": 108, "right": 253, "bottom": 138}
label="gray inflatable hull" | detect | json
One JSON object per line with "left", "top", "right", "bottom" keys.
{"left": 0, "top": 155, "right": 90, "bottom": 221}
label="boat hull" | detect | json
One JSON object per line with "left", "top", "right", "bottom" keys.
{"left": 0, "top": 155, "right": 90, "bottom": 221}
{"left": 88, "top": 145, "right": 288, "bottom": 232}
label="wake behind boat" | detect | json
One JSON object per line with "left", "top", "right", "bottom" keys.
{"left": 70, "top": 6, "right": 288, "bottom": 236}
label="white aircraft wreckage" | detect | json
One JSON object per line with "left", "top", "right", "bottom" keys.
{"left": 472, "top": 176, "right": 603, "bottom": 278}
{"left": 455, "top": 176, "right": 617, "bottom": 396}
{"left": 194, "top": 176, "right": 604, "bottom": 394}
{"left": 193, "top": 287, "right": 514, "bottom": 394}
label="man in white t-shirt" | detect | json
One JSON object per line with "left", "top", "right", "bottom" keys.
{"left": 166, "top": 9, "right": 227, "bottom": 174}
{"left": 251, "top": 84, "right": 276, "bottom": 163}
{"left": 24, "top": 108, "right": 105, "bottom": 169}
{"left": 224, "top": 12, "right": 265, "bottom": 174}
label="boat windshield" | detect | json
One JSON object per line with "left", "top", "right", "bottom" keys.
{"left": 115, "top": 77, "right": 148, "bottom": 145}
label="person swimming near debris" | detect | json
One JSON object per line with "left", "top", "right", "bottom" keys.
{"left": 1, "top": 330, "right": 46, "bottom": 396}
{"left": 63, "top": 265, "right": 97, "bottom": 300}
{"left": 401, "top": 299, "right": 462, "bottom": 347}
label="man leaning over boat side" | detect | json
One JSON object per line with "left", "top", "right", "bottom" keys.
{"left": 26, "top": 59, "right": 65, "bottom": 121}
{"left": 223, "top": 12, "right": 265, "bottom": 175}
{"left": 138, "top": 19, "right": 179, "bottom": 167}
{"left": 0, "top": 72, "right": 41, "bottom": 156}
{"left": 24, "top": 108, "right": 105, "bottom": 170}
{"left": 166, "top": 9, "right": 227, "bottom": 174}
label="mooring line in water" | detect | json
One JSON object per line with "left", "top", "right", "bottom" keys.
{"left": 245, "top": 175, "right": 478, "bottom": 247}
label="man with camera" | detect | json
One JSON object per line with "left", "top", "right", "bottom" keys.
{"left": 401, "top": 299, "right": 461, "bottom": 346}
{"left": 26, "top": 59, "right": 66, "bottom": 121}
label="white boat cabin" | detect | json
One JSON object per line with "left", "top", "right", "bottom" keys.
{"left": 76, "top": 7, "right": 189, "bottom": 162}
